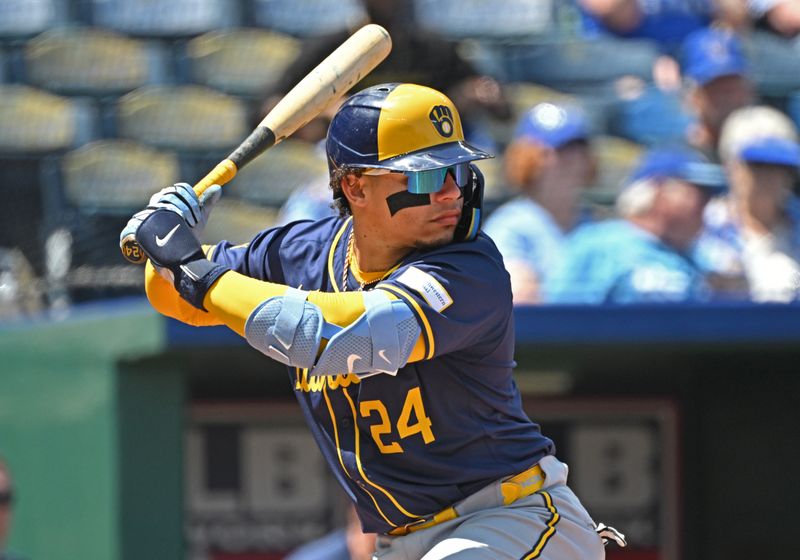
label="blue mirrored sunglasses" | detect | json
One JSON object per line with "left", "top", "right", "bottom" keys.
{"left": 363, "top": 163, "right": 471, "bottom": 194}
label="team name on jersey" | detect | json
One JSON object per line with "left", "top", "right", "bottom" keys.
{"left": 295, "top": 369, "right": 361, "bottom": 393}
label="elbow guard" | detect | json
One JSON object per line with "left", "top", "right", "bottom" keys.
{"left": 245, "top": 287, "right": 337, "bottom": 369}
{"left": 311, "top": 290, "right": 420, "bottom": 378}
{"left": 244, "top": 288, "right": 420, "bottom": 377}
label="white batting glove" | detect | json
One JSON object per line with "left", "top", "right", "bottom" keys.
{"left": 119, "top": 183, "right": 222, "bottom": 247}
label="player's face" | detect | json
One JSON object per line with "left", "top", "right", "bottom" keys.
{"left": 363, "top": 170, "right": 464, "bottom": 250}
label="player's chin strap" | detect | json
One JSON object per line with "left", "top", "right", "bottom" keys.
{"left": 595, "top": 523, "right": 628, "bottom": 548}
{"left": 244, "top": 288, "right": 420, "bottom": 377}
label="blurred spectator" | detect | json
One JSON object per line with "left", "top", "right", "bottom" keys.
{"left": 681, "top": 27, "right": 756, "bottom": 157}
{"left": 0, "top": 458, "right": 26, "bottom": 560}
{"left": 284, "top": 504, "right": 376, "bottom": 560}
{"left": 544, "top": 146, "right": 727, "bottom": 303}
{"left": 256, "top": 0, "right": 511, "bottom": 148}
{"left": 610, "top": 27, "right": 755, "bottom": 149}
{"left": 696, "top": 105, "right": 800, "bottom": 301}
{"left": 577, "top": 0, "right": 721, "bottom": 51}
{"left": 750, "top": 0, "right": 800, "bottom": 37}
{"left": 483, "top": 101, "right": 596, "bottom": 304}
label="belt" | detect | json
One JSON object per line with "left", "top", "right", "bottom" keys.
{"left": 388, "top": 462, "right": 546, "bottom": 537}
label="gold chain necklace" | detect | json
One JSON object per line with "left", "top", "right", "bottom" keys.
{"left": 341, "top": 229, "right": 394, "bottom": 292}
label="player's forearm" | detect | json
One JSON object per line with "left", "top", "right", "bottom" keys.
{"left": 145, "top": 260, "right": 223, "bottom": 327}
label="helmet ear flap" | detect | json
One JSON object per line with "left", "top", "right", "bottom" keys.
{"left": 454, "top": 164, "right": 484, "bottom": 242}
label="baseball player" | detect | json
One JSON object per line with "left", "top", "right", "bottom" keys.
{"left": 121, "top": 83, "right": 623, "bottom": 559}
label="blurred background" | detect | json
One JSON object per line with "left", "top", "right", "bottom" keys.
{"left": 2, "top": 0, "right": 800, "bottom": 559}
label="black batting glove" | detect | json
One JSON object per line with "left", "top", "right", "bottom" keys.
{"left": 135, "top": 209, "right": 229, "bottom": 310}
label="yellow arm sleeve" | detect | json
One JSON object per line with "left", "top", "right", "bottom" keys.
{"left": 145, "top": 260, "right": 223, "bottom": 327}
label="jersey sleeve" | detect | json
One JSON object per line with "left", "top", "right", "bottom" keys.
{"left": 375, "top": 234, "right": 513, "bottom": 361}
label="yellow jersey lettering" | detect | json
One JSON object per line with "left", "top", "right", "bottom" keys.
{"left": 360, "top": 400, "right": 404, "bottom": 454}
{"left": 359, "top": 386, "right": 436, "bottom": 454}
{"left": 295, "top": 372, "right": 361, "bottom": 394}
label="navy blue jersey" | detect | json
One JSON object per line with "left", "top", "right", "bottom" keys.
{"left": 211, "top": 216, "right": 555, "bottom": 534}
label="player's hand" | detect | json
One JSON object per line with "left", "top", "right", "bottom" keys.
{"left": 149, "top": 182, "right": 221, "bottom": 234}
{"left": 134, "top": 209, "right": 229, "bottom": 310}
{"left": 119, "top": 183, "right": 222, "bottom": 248}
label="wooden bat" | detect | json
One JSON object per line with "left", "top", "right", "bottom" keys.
{"left": 121, "top": 23, "right": 392, "bottom": 264}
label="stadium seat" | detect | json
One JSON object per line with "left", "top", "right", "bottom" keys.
{"left": 743, "top": 31, "right": 800, "bottom": 98}
{"left": 413, "top": 0, "right": 555, "bottom": 39}
{"left": 466, "top": 37, "right": 659, "bottom": 92}
{"left": 224, "top": 139, "right": 328, "bottom": 208}
{"left": 184, "top": 28, "right": 300, "bottom": 97}
{"left": 24, "top": 27, "right": 168, "bottom": 97}
{"left": 0, "top": 84, "right": 97, "bottom": 152}
{"left": 60, "top": 139, "right": 180, "bottom": 211}
{"left": 0, "top": 0, "right": 69, "bottom": 41}
{"left": 116, "top": 85, "right": 248, "bottom": 152}
{"left": 90, "top": 0, "right": 239, "bottom": 38}
{"left": 252, "top": 0, "right": 366, "bottom": 37}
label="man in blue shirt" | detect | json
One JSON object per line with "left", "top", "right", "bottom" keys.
{"left": 545, "top": 147, "right": 726, "bottom": 303}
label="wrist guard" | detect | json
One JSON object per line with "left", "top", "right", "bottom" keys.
{"left": 135, "top": 209, "right": 229, "bottom": 310}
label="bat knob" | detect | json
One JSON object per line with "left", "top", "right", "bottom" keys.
{"left": 120, "top": 234, "right": 147, "bottom": 265}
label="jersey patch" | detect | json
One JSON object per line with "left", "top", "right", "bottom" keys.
{"left": 396, "top": 266, "right": 453, "bottom": 312}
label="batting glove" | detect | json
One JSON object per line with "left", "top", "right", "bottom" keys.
{"left": 119, "top": 183, "right": 222, "bottom": 248}
{"left": 134, "top": 209, "right": 229, "bottom": 310}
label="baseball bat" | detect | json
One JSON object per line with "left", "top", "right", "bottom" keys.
{"left": 120, "top": 23, "right": 392, "bottom": 264}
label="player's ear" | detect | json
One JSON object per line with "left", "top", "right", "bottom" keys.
{"left": 341, "top": 173, "right": 368, "bottom": 208}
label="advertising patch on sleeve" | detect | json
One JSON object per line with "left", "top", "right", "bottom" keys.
{"left": 396, "top": 266, "right": 453, "bottom": 312}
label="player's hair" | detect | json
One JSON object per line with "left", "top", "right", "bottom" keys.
{"left": 329, "top": 166, "right": 364, "bottom": 217}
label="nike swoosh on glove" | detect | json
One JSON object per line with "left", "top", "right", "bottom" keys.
{"left": 135, "top": 209, "right": 229, "bottom": 310}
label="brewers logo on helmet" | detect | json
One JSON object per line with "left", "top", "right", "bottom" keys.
{"left": 326, "top": 83, "right": 492, "bottom": 241}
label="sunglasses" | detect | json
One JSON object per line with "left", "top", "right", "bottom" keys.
{"left": 0, "top": 490, "right": 13, "bottom": 506}
{"left": 363, "top": 163, "right": 471, "bottom": 194}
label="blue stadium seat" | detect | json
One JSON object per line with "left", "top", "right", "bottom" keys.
{"left": 465, "top": 37, "right": 659, "bottom": 92}
{"left": 0, "top": 0, "right": 70, "bottom": 41}
{"left": 413, "top": 0, "right": 556, "bottom": 39}
{"left": 743, "top": 30, "right": 800, "bottom": 98}
{"left": 115, "top": 85, "right": 248, "bottom": 152}
{"left": 252, "top": 0, "right": 366, "bottom": 37}
{"left": 184, "top": 28, "right": 300, "bottom": 97}
{"left": 90, "top": 0, "right": 239, "bottom": 38}
{"left": 24, "top": 27, "right": 169, "bottom": 97}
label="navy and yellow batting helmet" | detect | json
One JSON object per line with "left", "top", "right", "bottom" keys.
{"left": 326, "top": 83, "right": 492, "bottom": 240}
{"left": 327, "top": 83, "right": 491, "bottom": 172}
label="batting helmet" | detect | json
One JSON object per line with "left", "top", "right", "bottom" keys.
{"left": 326, "top": 83, "right": 492, "bottom": 240}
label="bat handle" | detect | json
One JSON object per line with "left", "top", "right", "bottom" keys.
{"left": 120, "top": 159, "right": 239, "bottom": 265}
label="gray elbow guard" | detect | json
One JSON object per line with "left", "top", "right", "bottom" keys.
{"left": 311, "top": 290, "right": 421, "bottom": 378}
{"left": 244, "top": 287, "right": 336, "bottom": 369}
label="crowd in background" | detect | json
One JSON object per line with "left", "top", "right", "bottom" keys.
{"left": 1, "top": 0, "right": 800, "bottom": 317}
